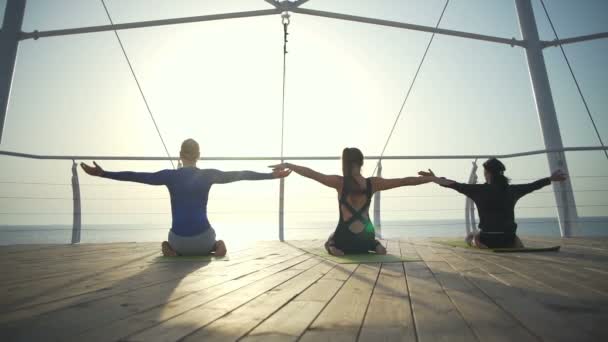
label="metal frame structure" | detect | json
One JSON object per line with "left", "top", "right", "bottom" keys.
{"left": 1, "top": 0, "right": 607, "bottom": 239}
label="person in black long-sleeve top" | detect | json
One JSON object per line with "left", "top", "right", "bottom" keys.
{"left": 419, "top": 158, "right": 568, "bottom": 248}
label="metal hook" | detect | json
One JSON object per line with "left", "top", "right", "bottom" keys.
{"left": 281, "top": 12, "right": 291, "bottom": 26}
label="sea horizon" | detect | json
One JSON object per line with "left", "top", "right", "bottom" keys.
{"left": 1, "top": 216, "right": 606, "bottom": 245}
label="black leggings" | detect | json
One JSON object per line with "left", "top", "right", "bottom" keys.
{"left": 331, "top": 223, "right": 378, "bottom": 254}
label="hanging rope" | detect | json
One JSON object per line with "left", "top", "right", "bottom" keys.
{"left": 373, "top": 0, "right": 450, "bottom": 176}
{"left": 280, "top": 12, "right": 290, "bottom": 163}
{"left": 100, "top": 0, "right": 175, "bottom": 169}
{"left": 539, "top": 0, "right": 608, "bottom": 162}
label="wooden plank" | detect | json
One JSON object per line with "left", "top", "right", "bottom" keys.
{"left": 3, "top": 252, "right": 312, "bottom": 342}
{"left": 299, "top": 263, "right": 380, "bottom": 342}
{"left": 124, "top": 256, "right": 314, "bottom": 342}
{"left": 445, "top": 248, "right": 605, "bottom": 341}
{"left": 67, "top": 253, "right": 310, "bottom": 342}
{"left": 483, "top": 253, "right": 608, "bottom": 300}
{"left": 509, "top": 248, "right": 608, "bottom": 287}
{"left": 0, "top": 244, "right": 294, "bottom": 324}
{"left": 358, "top": 262, "right": 416, "bottom": 342}
{"left": 1, "top": 238, "right": 607, "bottom": 342}
{"left": 240, "top": 264, "right": 355, "bottom": 342}
{"left": 0, "top": 243, "right": 159, "bottom": 284}
{"left": 0, "top": 249, "right": 162, "bottom": 311}
{"left": 181, "top": 259, "right": 335, "bottom": 341}
{"left": 398, "top": 241, "right": 420, "bottom": 260}
{"left": 404, "top": 261, "right": 477, "bottom": 342}
{"left": 240, "top": 264, "right": 357, "bottom": 342}
{"left": 468, "top": 254, "right": 608, "bottom": 340}
{"left": 461, "top": 266, "right": 598, "bottom": 341}
{"left": 241, "top": 301, "right": 327, "bottom": 342}
{"left": 426, "top": 260, "right": 537, "bottom": 342}
{"left": 1, "top": 241, "right": 277, "bottom": 306}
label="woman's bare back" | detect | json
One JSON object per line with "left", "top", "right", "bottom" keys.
{"left": 338, "top": 175, "right": 372, "bottom": 233}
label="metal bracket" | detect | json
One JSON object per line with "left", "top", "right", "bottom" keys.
{"left": 264, "top": 0, "right": 310, "bottom": 11}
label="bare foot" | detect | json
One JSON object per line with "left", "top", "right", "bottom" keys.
{"left": 328, "top": 246, "right": 345, "bottom": 256}
{"left": 473, "top": 234, "right": 488, "bottom": 249}
{"left": 161, "top": 241, "right": 177, "bottom": 257}
{"left": 465, "top": 233, "right": 474, "bottom": 246}
{"left": 375, "top": 243, "right": 387, "bottom": 255}
{"left": 512, "top": 235, "right": 524, "bottom": 248}
{"left": 213, "top": 240, "right": 227, "bottom": 257}
{"left": 324, "top": 239, "right": 335, "bottom": 254}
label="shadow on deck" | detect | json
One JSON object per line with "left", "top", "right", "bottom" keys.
{"left": 0, "top": 237, "right": 607, "bottom": 341}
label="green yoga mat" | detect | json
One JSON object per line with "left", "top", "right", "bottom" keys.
{"left": 299, "top": 247, "right": 420, "bottom": 264}
{"left": 435, "top": 240, "right": 561, "bottom": 253}
{"left": 153, "top": 255, "right": 229, "bottom": 263}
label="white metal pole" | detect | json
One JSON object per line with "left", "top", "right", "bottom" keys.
{"left": 0, "top": 0, "right": 26, "bottom": 144}
{"left": 467, "top": 161, "right": 479, "bottom": 234}
{"left": 279, "top": 178, "right": 285, "bottom": 242}
{"left": 71, "top": 161, "right": 82, "bottom": 244}
{"left": 373, "top": 161, "right": 382, "bottom": 238}
{"left": 515, "top": 0, "right": 579, "bottom": 237}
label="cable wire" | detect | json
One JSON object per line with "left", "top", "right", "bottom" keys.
{"left": 373, "top": 0, "right": 450, "bottom": 175}
{"left": 100, "top": 0, "right": 175, "bottom": 169}
{"left": 538, "top": 0, "right": 608, "bottom": 162}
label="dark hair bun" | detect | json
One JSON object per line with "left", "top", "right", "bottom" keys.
{"left": 483, "top": 158, "right": 506, "bottom": 174}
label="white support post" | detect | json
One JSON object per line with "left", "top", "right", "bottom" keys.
{"left": 373, "top": 161, "right": 382, "bottom": 238}
{"left": 515, "top": 0, "right": 578, "bottom": 237}
{"left": 465, "top": 160, "right": 478, "bottom": 235}
{"left": 71, "top": 161, "right": 82, "bottom": 244}
{"left": 0, "top": 0, "right": 26, "bottom": 143}
{"left": 278, "top": 178, "right": 285, "bottom": 242}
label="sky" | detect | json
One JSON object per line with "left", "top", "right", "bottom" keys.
{"left": 0, "top": 0, "right": 607, "bottom": 236}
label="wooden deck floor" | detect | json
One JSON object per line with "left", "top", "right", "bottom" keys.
{"left": 1, "top": 237, "right": 607, "bottom": 341}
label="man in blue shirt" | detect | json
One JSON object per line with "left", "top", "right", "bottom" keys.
{"left": 81, "top": 139, "right": 290, "bottom": 256}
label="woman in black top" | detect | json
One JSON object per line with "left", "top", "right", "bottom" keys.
{"left": 421, "top": 158, "right": 568, "bottom": 248}
{"left": 271, "top": 148, "right": 435, "bottom": 255}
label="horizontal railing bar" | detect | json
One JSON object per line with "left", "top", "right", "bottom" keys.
{"left": 0, "top": 204, "right": 605, "bottom": 215}
{"left": 292, "top": 7, "right": 525, "bottom": 47}
{"left": 3, "top": 188, "right": 606, "bottom": 200}
{"left": 542, "top": 31, "right": 608, "bottom": 48}
{"left": 19, "top": 9, "right": 281, "bottom": 40}
{"left": 0, "top": 146, "right": 606, "bottom": 161}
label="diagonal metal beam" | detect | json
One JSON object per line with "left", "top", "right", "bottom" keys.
{"left": 542, "top": 31, "right": 608, "bottom": 48}
{"left": 291, "top": 7, "right": 525, "bottom": 47}
{"left": 20, "top": 8, "right": 281, "bottom": 40}
{"left": 0, "top": 0, "right": 26, "bottom": 144}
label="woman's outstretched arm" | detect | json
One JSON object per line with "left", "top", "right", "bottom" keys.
{"left": 80, "top": 162, "right": 171, "bottom": 185}
{"left": 417, "top": 169, "right": 457, "bottom": 186}
{"left": 370, "top": 172, "right": 437, "bottom": 192}
{"left": 269, "top": 163, "right": 341, "bottom": 189}
{"left": 417, "top": 169, "right": 483, "bottom": 198}
{"left": 511, "top": 170, "right": 567, "bottom": 199}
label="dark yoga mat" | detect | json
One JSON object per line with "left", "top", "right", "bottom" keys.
{"left": 298, "top": 247, "right": 420, "bottom": 264}
{"left": 435, "top": 239, "right": 560, "bottom": 253}
{"left": 152, "top": 255, "right": 230, "bottom": 262}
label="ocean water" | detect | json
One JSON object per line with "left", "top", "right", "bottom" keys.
{"left": 1, "top": 217, "right": 606, "bottom": 245}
